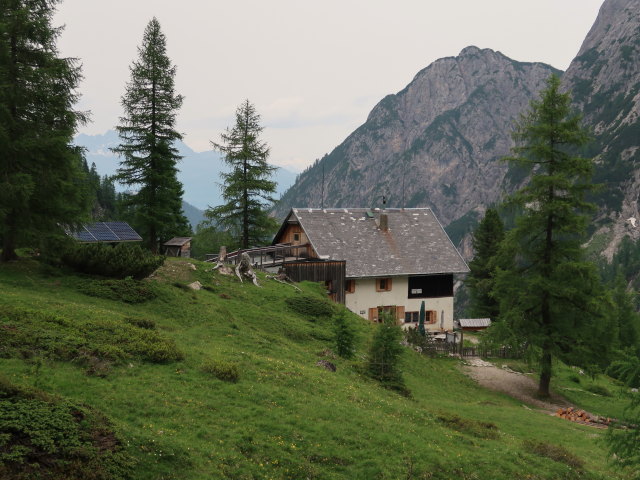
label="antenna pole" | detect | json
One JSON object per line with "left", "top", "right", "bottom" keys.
{"left": 402, "top": 158, "right": 406, "bottom": 210}
{"left": 321, "top": 163, "right": 325, "bottom": 209}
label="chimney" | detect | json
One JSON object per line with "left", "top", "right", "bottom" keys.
{"left": 379, "top": 212, "right": 388, "bottom": 232}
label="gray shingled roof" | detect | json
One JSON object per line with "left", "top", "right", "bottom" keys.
{"left": 287, "top": 208, "right": 469, "bottom": 278}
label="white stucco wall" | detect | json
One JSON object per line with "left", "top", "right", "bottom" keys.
{"left": 344, "top": 276, "right": 454, "bottom": 331}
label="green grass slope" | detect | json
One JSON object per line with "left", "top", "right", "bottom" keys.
{"left": 0, "top": 258, "right": 631, "bottom": 479}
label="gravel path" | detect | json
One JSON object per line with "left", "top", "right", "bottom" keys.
{"left": 462, "top": 358, "right": 573, "bottom": 412}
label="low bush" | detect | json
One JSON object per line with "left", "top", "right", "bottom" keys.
{"left": 523, "top": 440, "right": 584, "bottom": 469}
{"left": 124, "top": 317, "right": 156, "bottom": 330}
{"left": 585, "top": 384, "right": 612, "bottom": 397}
{"left": 285, "top": 295, "right": 334, "bottom": 319}
{"left": 437, "top": 413, "right": 499, "bottom": 440}
{"left": 62, "top": 243, "right": 165, "bottom": 279}
{"left": 0, "top": 305, "right": 183, "bottom": 370}
{"left": 568, "top": 374, "right": 581, "bottom": 384}
{"left": 200, "top": 359, "right": 240, "bottom": 383}
{"left": 78, "top": 278, "right": 158, "bottom": 304}
{"left": 0, "top": 376, "right": 134, "bottom": 479}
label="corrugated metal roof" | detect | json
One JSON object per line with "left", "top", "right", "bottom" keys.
{"left": 278, "top": 208, "right": 469, "bottom": 278}
{"left": 459, "top": 318, "right": 492, "bottom": 328}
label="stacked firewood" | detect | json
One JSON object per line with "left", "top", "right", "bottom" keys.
{"left": 555, "top": 407, "right": 611, "bottom": 427}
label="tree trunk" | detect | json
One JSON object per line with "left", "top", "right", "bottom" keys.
{"left": 538, "top": 348, "right": 552, "bottom": 398}
{"left": 1, "top": 228, "right": 18, "bottom": 262}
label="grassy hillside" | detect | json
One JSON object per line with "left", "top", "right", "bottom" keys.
{"left": 0, "top": 257, "right": 632, "bottom": 479}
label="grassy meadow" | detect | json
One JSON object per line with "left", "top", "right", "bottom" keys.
{"left": 0, "top": 257, "right": 634, "bottom": 479}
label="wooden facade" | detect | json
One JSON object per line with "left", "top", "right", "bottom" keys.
{"left": 283, "top": 260, "right": 346, "bottom": 304}
{"left": 163, "top": 237, "right": 192, "bottom": 257}
{"left": 278, "top": 224, "right": 315, "bottom": 258}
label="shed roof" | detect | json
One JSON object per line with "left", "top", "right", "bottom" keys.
{"left": 67, "top": 222, "right": 142, "bottom": 243}
{"left": 274, "top": 208, "right": 469, "bottom": 278}
{"left": 163, "top": 237, "right": 192, "bottom": 247}
{"left": 458, "top": 318, "right": 492, "bottom": 328}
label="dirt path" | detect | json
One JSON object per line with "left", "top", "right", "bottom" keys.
{"left": 462, "top": 358, "right": 573, "bottom": 413}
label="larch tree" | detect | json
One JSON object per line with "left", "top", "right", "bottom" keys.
{"left": 0, "top": 0, "right": 89, "bottom": 261}
{"left": 112, "top": 17, "right": 189, "bottom": 253}
{"left": 206, "top": 100, "right": 277, "bottom": 249}
{"left": 494, "top": 74, "right": 606, "bottom": 398}
{"left": 465, "top": 208, "right": 505, "bottom": 320}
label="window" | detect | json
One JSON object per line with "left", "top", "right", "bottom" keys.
{"left": 405, "top": 311, "right": 419, "bottom": 323}
{"left": 369, "top": 305, "right": 403, "bottom": 323}
{"left": 293, "top": 232, "right": 300, "bottom": 242}
{"left": 345, "top": 279, "right": 355, "bottom": 294}
{"left": 405, "top": 310, "right": 437, "bottom": 324}
{"left": 376, "top": 277, "right": 392, "bottom": 292}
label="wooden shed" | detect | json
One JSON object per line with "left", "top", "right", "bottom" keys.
{"left": 457, "top": 318, "right": 492, "bottom": 332}
{"left": 163, "top": 237, "right": 192, "bottom": 257}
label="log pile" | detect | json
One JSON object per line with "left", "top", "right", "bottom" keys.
{"left": 555, "top": 407, "right": 611, "bottom": 428}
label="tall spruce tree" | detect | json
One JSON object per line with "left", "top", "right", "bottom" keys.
{"left": 206, "top": 100, "right": 277, "bottom": 249}
{"left": 465, "top": 208, "right": 505, "bottom": 319}
{"left": 112, "top": 17, "right": 189, "bottom": 253}
{"left": 0, "top": 0, "right": 88, "bottom": 261}
{"left": 494, "top": 74, "right": 606, "bottom": 397}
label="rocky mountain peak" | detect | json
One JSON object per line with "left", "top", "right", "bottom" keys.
{"left": 276, "top": 47, "right": 558, "bottom": 235}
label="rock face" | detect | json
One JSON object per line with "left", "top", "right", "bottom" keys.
{"left": 276, "top": 46, "right": 558, "bottom": 239}
{"left": 563, "top": 0, "right": 640, "bottom": 258}
{"left": 276, "top": 0, "right": 640, "bottom": 259}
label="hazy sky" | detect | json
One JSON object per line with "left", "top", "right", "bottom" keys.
{"left": 54, "top": 0, "right": 605, "bottom": 172}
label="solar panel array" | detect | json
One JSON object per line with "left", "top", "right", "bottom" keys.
{"left": 68, "top": 222, "right": 142, "bottom": 243}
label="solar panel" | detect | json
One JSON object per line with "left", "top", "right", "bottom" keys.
{"left": 88, "top": 223, "right": 118, "bottom": 242}
{"left": 107, "top": 222, "right": 142, "bottom": 241}
{"left": 67, "top": 222, "right": 142, "bottom": 243}
{"left": 75, "top": 228, "right": 97, "bottom": 242}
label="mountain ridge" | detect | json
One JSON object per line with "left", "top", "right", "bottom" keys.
{"left": 275, "top": 0, "right": 640, "bottom": 259}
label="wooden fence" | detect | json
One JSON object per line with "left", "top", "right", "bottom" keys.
{"left": 427, "top": 342, "right": 523, "bottom": 359}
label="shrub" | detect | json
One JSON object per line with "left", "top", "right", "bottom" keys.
{"left": 585, "top": 384, "right": 612, "bottom": 397}
{"left": 201, "top": 359, "right": 240, "bottom": 383}
{"left": 78, "top": 278, "right": 158, "bottom": 304}
{"left": 334, "top": 312, "right": 356, "bottom": 358}
{"left": 567, "top": 374, "right": 581, "bottom": 384}
{"left": 0, "top": 376, "right": 134, "bottom": 479}
{"left": 285, "top": 295, "right": 334, "bottom": 319}
{"left": 124, "top": 317, "right": 156, "bottom": 330}
{"left": 62, "top": 243, "right": 165, "bottom": 279}
{"left": 405, "top": 326, "right": 434, "bottom": 356}
{"left": 0, "top": 305, "right": 183, "bottom": 370}
{"left": 437, "top": 413, "right": 499, "bottom": 440}
{"left": 523, "top": 440, "right": 584, "bottom": 469}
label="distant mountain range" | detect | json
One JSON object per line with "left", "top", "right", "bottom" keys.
{"left": 74, "top": 130, "right": 298, "bottom": 212}
{"left": 275, "top": 0, "right": 640, "bottom": 259}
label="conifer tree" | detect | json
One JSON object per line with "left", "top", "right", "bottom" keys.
{"left": 334, "top": 311, "right": 356, "bottom": 358}
{"left": 0, "top": 0, "right": 88, "bottom": 261}
{"left": 465, "top": 208, "right": 505, "bottom": 319}
{"left": 206, "top": 100, "right": 277, "bottom": 249}
{"left": 494, "top": 74, "right": 606, "bottom": 397}
{"left": 367, "top": 311, "right": 405, "bottom": 390}
{"left": 112, "top": 18, "right": 189, "bottom": 253}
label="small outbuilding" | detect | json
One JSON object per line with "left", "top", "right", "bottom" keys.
{"left": 163, "top": 237, "right": 192, "bottom": 257}
{"left": 457, "top": 318, "right": 492, "bottom": 332}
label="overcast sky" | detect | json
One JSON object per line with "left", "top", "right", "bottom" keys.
{"left": 54, "top": 0, "right": 605, "bottom": 172}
